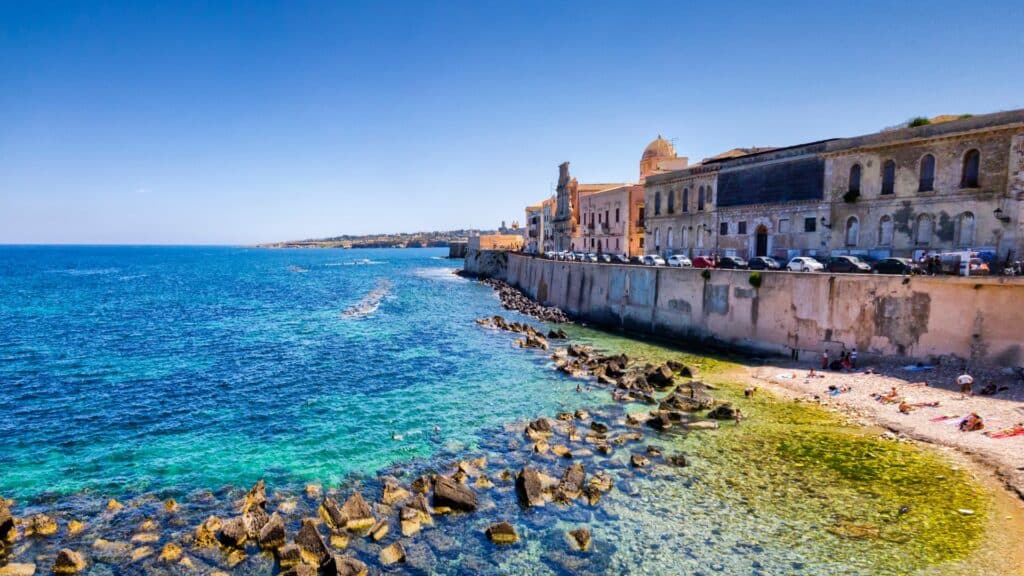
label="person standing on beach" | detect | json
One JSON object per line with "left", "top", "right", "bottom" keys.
{"left": 850, "top": 348, "right": 858, "bottom": 369}
{"left": 821, "top": 350, "right": 828, "bottom": 370}
{"left": 957, "top": 371, "right": 974, "bottom": 398}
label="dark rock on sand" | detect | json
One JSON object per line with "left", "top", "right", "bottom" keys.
{"left": 707, "top": 403, "right": 738, "bottom": 420}
{"left": 567, "top": 527, "right": 592, "bottom": 552}
{"left": 323, "top": 554, "right": 368, "bottom": 576}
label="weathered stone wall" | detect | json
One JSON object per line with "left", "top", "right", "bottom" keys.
{"left": 463, "top": 249, "right": 512, "bottom": 278}
{"left": 500, "top": 253, "right": 1024, "bottom": 365}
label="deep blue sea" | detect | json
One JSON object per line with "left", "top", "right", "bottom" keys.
{"left": 0, "top": 246, "right": 586, "bottom": 500}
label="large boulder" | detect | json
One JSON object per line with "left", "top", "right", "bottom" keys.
{"left": 52, "top": 549, "right": 87, "bottom": 575}
{"left": 379, "top": 542, "right": 406, "bottom": 566}
{"left": 319, "top": 497, "right": 346, "bottom": 530}
{"left": 485, "top": 522, "right": 519, "bottom": 544}
{"left": 323, "top": 554, "right": 369, "bottom": 576}
{"left": 525, "top": 418, "right": 553, "bottom": 439}
{"left": 555, "top": 463, "right": 586, "bottom": 503}
{"left": 432, "top": 476, "right": 477, "bottom": 512}
{"left": 242, "top": 479, "right": 267, "bottom": 513}
{"left": 340, "top": 493, "right": 374, "bottom": 531}
{"left": 294, "top": 518, "right": 330, "bottom": 566}
{"left": 515, "top": 467, "right": 545, "bottom": 508}
{"left": 0, "top": 498, "right": 14, "bottom": 543}
{"left": 707, "top": 403, "right": 738, "bottom": 420}
{"left": 217, "top": 516, "right": 248, "bottom": 548}
{"left": 645, "top": 364, "right": 675, "bottom": 388}
{"left": 242, "top": 506, "right": 270, "bottom": 538}
{"left": 257, "top": 513, "right": 286, "bottom": 549}
{"left": 381, "top": 477, "right": 411, "bottom": 506}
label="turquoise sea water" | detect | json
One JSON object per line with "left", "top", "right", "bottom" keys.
{"left": 0, "top": 246, "right": 585, "bottom": 500}
{"left": 0, "top": 246, "right": 1010, "bottom": 575}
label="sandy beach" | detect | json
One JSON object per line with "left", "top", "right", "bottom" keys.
{"left": 745, "top": 356, "right": 1024, "bottom": 499}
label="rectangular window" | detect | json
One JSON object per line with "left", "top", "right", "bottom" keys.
{"left": 605, "top": 210, "right": 609, "bottom": 227}
{"left": 615, "top": 208, "right": 620, "bottom": 223}
{"left": 804, "top": 217, "right": 817, "bottom": 233}
{"left": 779, "top": 218, "right": 790, "bottom": 233}
{"left": 738, "top": 221, "right": 747, "bottom": 235}
{"left": 720, "top": 222, "right": 729, "bottom": 236}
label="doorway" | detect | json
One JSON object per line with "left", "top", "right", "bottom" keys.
{"left": 755, "top": 225, "right": 768, "bottom": 257}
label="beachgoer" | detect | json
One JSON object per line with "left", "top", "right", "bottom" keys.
{"left": 850, "top": 348, "right": 858, "bottom": 368}
{"left": 960, "top": 412, "right": 984, "bottom": 432}
{"left": 956, "top": 371, "right": 974, "bottom": 398}
{"left": 899, "top": 401, "right": 912, "bottom": 414}
{"left": 808, "top": 368, "right": 816, "bottom": 378}
{"left": 733, "top": 408, "right": 743, "bottom": 425}
{"left": 576, "top": 383, "right": 582, "bottom": 393}
{"left": 821, "top": 350, "right": 829, "bottom": 370}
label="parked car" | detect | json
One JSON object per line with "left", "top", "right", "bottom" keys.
{"left": 641, "top": 255, "right": 667, "bottom": 266}
{"left": 872, "top": 257, "right": 920, "bottom": 275}
{"left": 716, "top": 256, "right": 749, "bottom": 270}
{"left": 826, "top": 255, "right": 872, "bottom": 273}
{"left": 583, "top": 253, "right": 599, "bottom": 263}
{"left": 691, "top": 256, "right": 715, "bottom": 268}
{"left": 748, "top": 256, "right": 781, "bottom": 270}
{"left": 787, "top": 256, "right": 825, "bottom": 272}
{"left": 628, "top": 256, "right": 645, "bottom": 265}
{"left": 667, "top": 255, "right": 692, "bottom": 267}
{"left": 598, "top": 253, "right": 613, "bottom": 263}
{"left": 613, "top": 253, "right": 630, "bottom": 264}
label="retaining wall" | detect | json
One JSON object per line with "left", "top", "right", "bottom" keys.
{"left": 479, "top": 252, "right": 1024, "bottom": 365}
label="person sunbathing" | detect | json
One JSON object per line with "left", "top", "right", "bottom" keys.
{"left": 985, "top": 423, "right": 1024, "bottom": 439}
{"left": 959, "top": 412, "right": 984, "bottom": 432}
{"left": 875, "top": 387, "right": 900, "bottom": 403}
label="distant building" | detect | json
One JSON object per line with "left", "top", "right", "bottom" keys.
{"left": 576, "top": 184, "right": 645, "bottom": 256}
{"left": 525, "top": 196, "right": 556, "bottom": 254}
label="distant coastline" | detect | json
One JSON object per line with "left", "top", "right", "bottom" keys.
{"left": 258, "top": 228, "right": 495, "bottom": 249}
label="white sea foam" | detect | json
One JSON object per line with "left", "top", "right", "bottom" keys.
{"left": 325, "top": 259, "right": 387, "bottom": 267}
{"left": 341, "top": 279, "right": 393, "bottom": 319}
{"left": 46, "top": 268, "right": 119, "bottom": 276}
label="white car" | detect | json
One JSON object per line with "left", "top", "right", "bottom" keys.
{"left": 667, "top": 255, "right": 692, "bottom": 267}
{"left": 787, "top": 256, "right": 825, "bottom": 272}
{"left": 642, "top": 255, "right": 667, "bottom": 266}
{"left": 612, "top": 254, "right": 630, "bottom": 264}
{"left": 583, "top": 253, "right": 599, "bottom": 263}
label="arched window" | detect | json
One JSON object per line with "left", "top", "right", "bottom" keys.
{"left": 667, "top": 227, "right": 674, "bottom": 254}
{"left": 957, "top": 212, "right": 976, "bottom": 247}
{"left": 682, "top": 188, "right": 689, "bottom": 213}
{"left": 961, "top": 149, "right": 980, "bottom": 188}
{"left": 668, "top": 190, "right": 676, "bottom": 213}
{"left": 878, "top": 215, "right": 894, "bottom": 246}
{"left": 915, "top": 214, "right": 933, "bottom": 246}
{"left": 919, "top": 154, "right": 935, "bottom": 192}
{"left": 848, "top": 164, "right": 862, "bottom": 194}
{"left": 698, "top": 186, "right": 705, "bottom": 211}
{"left": 654, "top": 228, "right": 660, "bottom": 253}
{"left": 845, "top": 216, "right": 859, "bottom": 246}
{"left": 654, "top": 192, "right": 662, "bottom": 215}
{"left": 881, "top": 160, "right": 896, "bottom": 195}
{"left": 681, "top": 227, "right": 689, "bottom": 250}
{"left": 697, "top": 227, "right": 705, "bottom": 249}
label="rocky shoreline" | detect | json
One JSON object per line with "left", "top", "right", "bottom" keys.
{"left": 455, "top": 271, "right": 570, "bottom": 323}
{"left": 0, "top": 313, "right": 734, "bottom": 576}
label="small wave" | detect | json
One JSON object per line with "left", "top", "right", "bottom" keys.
{"left": 413, "top": 267, "right": 461, "bottom": 281}
{"left": 341, "top": 279, "right": 393, "bottom": 319}
{"left": 46, "top": 268, "right": 119, "bottom": 276}
{"left": 324, "top": 259, "right": 387, "bottom": 267}
{"left": 287, "top": 265, "right": 309, "bottom": 273}
{"left": 118, "top": 274, "right": 146, "bottom": 281}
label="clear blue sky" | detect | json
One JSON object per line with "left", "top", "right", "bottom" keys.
{"left": 2, "top": 1, "right": 1022, "bottom": 244}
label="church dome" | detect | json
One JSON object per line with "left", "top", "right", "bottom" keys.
{"left": 642, "top": 135, "right": 675, "bottom": 160}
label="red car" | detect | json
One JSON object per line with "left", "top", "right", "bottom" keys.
{"left": 692, "top": 256, "right": 715, "bottom": 268}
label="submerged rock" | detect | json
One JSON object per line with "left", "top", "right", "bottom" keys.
{"left": 158, "top": 543, "right": 182, "bottom": 562}
{"left": 52, "top": 549, "right": 87, "bottom": 574}
{"left": 193, "top": 515, "right": 222, "bottom": 548}
{"left": 218, "top": 516, "right": 248, "bottom": 548}
{"left": 432, "top": 475, "right": 477, "bottom": 512}
{"left": 485, "top": 521, "right": 519, "bottom": 544}
{"left": 0, "top": 564, "right": 35, "bottom": 576}
{"left": 340, "top": 492, "right": 374, "bottom": 531}
{"left": 567, "top": 527, "right": 591, "bottom": 552}
{"left": 379, "top": 542, "right": 406, "bottom": 566}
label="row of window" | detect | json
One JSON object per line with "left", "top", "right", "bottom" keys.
{"left": 652, "top": 185, "right": 710, "bottom": 216}
{"left": 848, "top": 149, "right": 981, "bottom": 197}
{"left": 844, "top": 212, "right": 976, "bottom": 247}
{"left": 719, "top": 217, "right": 818, "bottom": 236}
{"left": 582, "top": 208, "right": 622, "bottom": 228}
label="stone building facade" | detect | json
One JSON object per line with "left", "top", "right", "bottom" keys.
{"left": 524, "top": 196, "right": 555, "bottom": 254}
{"left": 575, "top": 184, "right": 645, "bottom": 255}
{"left": 642, "top": 109, "right": 1024, "bottom": 265}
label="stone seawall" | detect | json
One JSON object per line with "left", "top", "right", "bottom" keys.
{"left": 473, "top": 252, "right": 1024, "bottom": 365}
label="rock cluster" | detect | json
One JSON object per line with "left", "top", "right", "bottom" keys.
{"left": 472, "top": 276, "right": 571, "bottom": 323}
